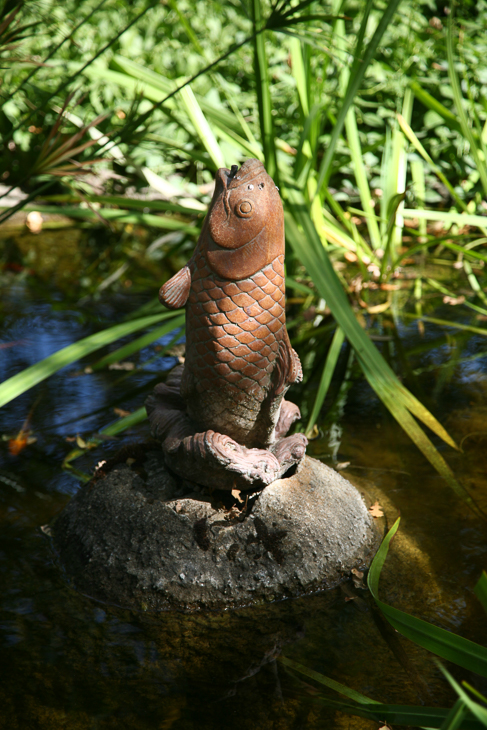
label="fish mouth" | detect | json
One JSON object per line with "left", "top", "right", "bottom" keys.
{"left": 217, "top": 159, "right": 265, "bottom": 189}
{"left": 216, "top": 159, "right": 265, "bottom": 220}
{"left": 228, "top": 159, "right": 265, "bottom": 189}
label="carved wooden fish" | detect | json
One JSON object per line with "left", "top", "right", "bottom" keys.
{"left": 159, "top": 159, "right": 302, "bottom": 449}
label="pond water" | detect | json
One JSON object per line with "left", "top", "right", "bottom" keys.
{"left": 1, "top": 242, "right": 487, "bottom": 729}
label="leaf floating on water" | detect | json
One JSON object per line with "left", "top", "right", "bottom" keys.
{"left": 8, "top": 430, "right": 34, "bottom": 455}
{"left": 108, "top": 362, "right": 135, "bottom": 371}
{"left": 369, "top": 501, "right": 384, "bottom": 518}
{"left": 114, "top": 407, "right": 131, "bottom": 417}
{"left": 443, "top": 295, "right": 466, "bottom": 306}
{"left": 336, "top": 461, "right": 350, "bottom": 470}
{"left": 367, "top": 301, "right": 390, "bottom": 315}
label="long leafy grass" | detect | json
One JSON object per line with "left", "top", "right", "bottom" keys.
{"left": 1, "top": 0, "right": 487, "bottom": 505}
{"left": 281, "top": 521, "right": 487, "bottom": 728}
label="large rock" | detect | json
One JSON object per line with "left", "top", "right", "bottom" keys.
{"left": 52, "top": 452, "right": 379, "bottom": 611}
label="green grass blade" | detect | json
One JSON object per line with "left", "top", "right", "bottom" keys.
{"left": 16, "top": 205, "right": 200, "bottom": 234}
{"left": 44, "top": 194, "right": 205, "bottom": 216}
{"left": 368, "top": 519, "right": 487, "bottom": 679}
{"left": 409, "top": 79, "right": 463, "bottom": 135}
{"left": 402, "top": 208, "right": 487, "bottom": 231}
{"left": 439, "top": 699, "right": 470, "bottom": 730}
{"left": 447, "top": 14, "right": 487, "bottom": 198}
{"left": 410, "top": 159, "right": 427, "bottom": 240}
{"left": 252, "top": 0, "right": 277, "bottom": 179}
{"left": 345, "top": 104, "right": 382, "bottom": 249}
{"left": 0, "top": 313, "right": 180, "bottom": 409}
{"left": 283, "top": 189, "right": 485, "bottom": 509}
{"left": 402, "top": 314, "right": 487, "bottom": 338}
{"left": 397, "top": 114, "right": 470, "bottom": 214}
{"left": 179, "top": 85, "right": 226, "bottom": 169}
{"left": 280, "top": 657, "right": 380, "bottom": 705}
{"left": 282, "top": 657, "right": 485, "bottom": 728}
{"left": 474, "top": 572, "right": 487, "bottom": 614}
{"left": 290, "top": 36, "right": 309, "bottom": 118}
{"left": 111, "top": 56, "right": 246, "bottom": 136}
{"left": 438, "top": 665, "right": 487, "bottom": 726}
{"left": 426, "top": 278, "right": 487, "bottom": 318}
{"left": 315, "top": 0, "right": 402, "bottom": 194}
{"left": 101, "top": 406, "right": 148, "bottom": 437}
{"left": 305, "top": 326, "right": 345, "bottom": 436}
{"left": 284, "top": 188, "right": 456, "bottom": 445}
{"left": 335, "top": 15, "right": 381, "bottom": 249}
{"left": 85, "top": 61, "right": 262, "bottom": 160}
{"left": 92, "top": 314, "right": 185, "bottom": 370}
{"left": 62, "top": 406, "right": 149, "bottom": 467}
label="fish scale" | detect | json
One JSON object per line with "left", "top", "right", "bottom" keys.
{"left": 182, "top": 249, "right": 286, "bottom": 445}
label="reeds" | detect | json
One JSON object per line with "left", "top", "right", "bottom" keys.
{"left": 2, "top": 0, "right": 487, "bottom": 503}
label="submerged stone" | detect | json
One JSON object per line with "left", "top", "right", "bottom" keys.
{"left": 52, "top": 453, "right": 379, "bottom": 611}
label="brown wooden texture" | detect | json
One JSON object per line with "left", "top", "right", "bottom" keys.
{"left": 147, "top": 159, "right": 307, "bottom": 489}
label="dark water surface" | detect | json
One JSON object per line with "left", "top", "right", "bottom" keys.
{"left": 1, "top": 268, "right": 487, "bottom": 729}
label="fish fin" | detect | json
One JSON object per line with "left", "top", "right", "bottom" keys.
{"left": 159, "top": 266, "right": 191, "bottom": 309}
{"left": 274, "top": 333, "right": 303, "bottom": 396}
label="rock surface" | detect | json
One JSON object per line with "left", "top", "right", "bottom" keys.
{"left": 52, "top": 453, "right": 379, "bottom": 611}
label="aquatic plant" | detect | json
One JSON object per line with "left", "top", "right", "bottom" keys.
{"left": 282, "top": 519, "right": 487, "bottom": 729}
{"left": 1, "top": 0, "right": 487, "bottom": 507}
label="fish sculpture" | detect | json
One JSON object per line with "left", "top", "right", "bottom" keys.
{"left": 146, "top": 159, "right": 307, "bottom": 490}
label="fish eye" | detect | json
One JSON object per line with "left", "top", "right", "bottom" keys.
{"left": 236, "top": 199, "right": 253, "bottom": 218}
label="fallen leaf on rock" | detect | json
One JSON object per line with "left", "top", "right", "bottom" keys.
{"left": 231, "top": 489, "right": 244, "bottom": 503}
{"left": 351, "top": 567, "right": 365, "bottom": 589}
{"left": 369, "top": 501, "right": 384, "bottom": 518}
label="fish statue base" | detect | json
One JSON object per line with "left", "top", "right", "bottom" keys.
{"left": 146, "top": 365, "right": 307, "bottom": 491}
{"left": 147, "top": 159, "right": 307, "bottom": 491}
{"left": 52, "top": 450, "right": 380, "bottom": 611}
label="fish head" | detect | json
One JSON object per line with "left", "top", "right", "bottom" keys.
{"left": 204, "top": 159, "right": 284, "bottom": 279}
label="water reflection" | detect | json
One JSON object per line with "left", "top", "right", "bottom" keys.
{"left": 1, "top": 277, "right": 487, "bottom": 728}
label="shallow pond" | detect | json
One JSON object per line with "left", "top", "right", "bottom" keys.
{"left": 1, "top": 246, "right": 487, "bottom": 729}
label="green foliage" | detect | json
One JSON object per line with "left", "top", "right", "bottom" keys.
{"left": 0, "top": 310, "right": 182, "bottom": 408}
{"left": 2, "top": 0, "right": 487, "bottom": 499}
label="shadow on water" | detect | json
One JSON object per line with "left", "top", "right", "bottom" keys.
{"left": 1, "top": 238, "right": 487, "bottom": 729}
